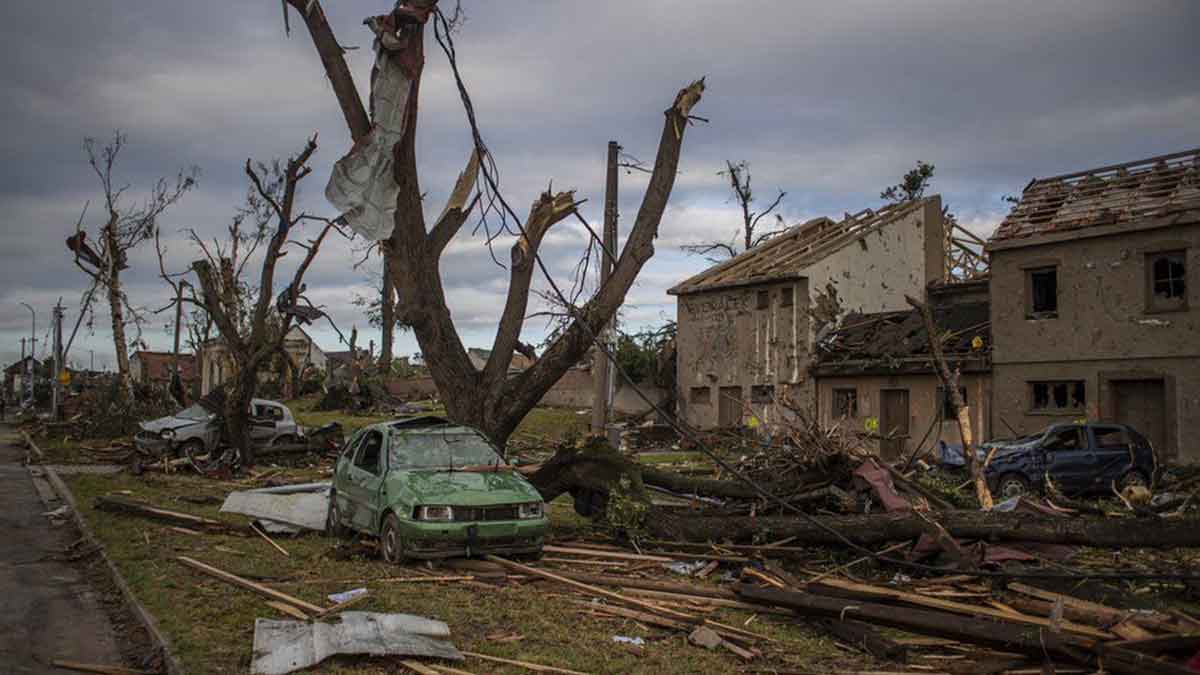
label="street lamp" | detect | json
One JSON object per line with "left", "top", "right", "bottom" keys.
{"left": 19, "top": 302, "right": 35, "bottom": 406}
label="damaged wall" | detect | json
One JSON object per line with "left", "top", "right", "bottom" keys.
{"left": 816, "top": 372, "right": 991, "bottom": 461}
{"left": 989, "top": 221, "right": 1200, "bottom": 460}
{"left": 674, "top": 198, "right": 945, "bottom": 429}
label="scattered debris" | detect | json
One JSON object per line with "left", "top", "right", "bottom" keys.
{"left": 327, "top": 587, "right": 368, "bottom": 604}
{"left": 250, "top": 612, "right": 460, "bottom": 675}
{"left": 49, "top": 660, "right": 155, "bottom": 675}
{"left": 220, "top": 483, "right": 331, "bottom": 533}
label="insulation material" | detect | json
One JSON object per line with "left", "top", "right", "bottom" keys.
{"left": 325, "top": 10, "right": 425, "bottom": 241}
{"left": 251, "top": 612, "right": 460, "bottom": 674}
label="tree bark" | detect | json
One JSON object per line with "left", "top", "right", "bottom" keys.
{"left": 648, "top": 509, "right": 1200, "bottom": 549}
{"left": 103, "top": 220, "right": 133, "bottom": 393}
{"left": 224, "top": 363, "right": 258, "bottom": 466}
{"left": 379, "top": 255, "right": 395, "bottom": 370}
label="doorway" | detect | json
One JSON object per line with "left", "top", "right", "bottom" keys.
{"left": 718, "top": 386, "right": 743, "bottom": 427}
{"left": 1114, "top": 379, "right": 1167, "bottom": 458}
{"left": 879, "top": 389, "right": 910, "bottom": 460}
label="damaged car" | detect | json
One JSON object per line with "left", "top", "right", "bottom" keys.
{"left": 981, "top": 422, "right": 1156, "bottom": 499}
{"left": 134, "top": 398, "right": 303, "bottom": 457}
{"left": 326, "top": 416, "right": 547, "bottom": 562}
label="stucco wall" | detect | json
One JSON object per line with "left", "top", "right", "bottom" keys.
{"left": 989, "top": 222, "right": 1200, "bottom": 461}
{"left": 816, "top": 372, "right": 991, "bottom": 459}
{"left": 676, "top": 278, "right": 810, "bottom": 428}
{"left": 801, "top": 197, "right": 944, "bottom": 340}
{"left": 675, "top": 198, "right": 945, "bottom": 429}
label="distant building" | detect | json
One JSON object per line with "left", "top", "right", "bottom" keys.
{"left": 986, "top": 148, "right": 1200, "bottom": 462}
{"left": 3, "top": 356, "right": 37, "bottom": 402}
{"left": 129, "top": 351, "right": 198, "bottom": 389}
{"left": 813, "top": 280, "right": 991, "bottom": 460}
{"left": 466, "top": 347, "right": 534, "bottom": 374}
{"left": 669, "top": 198, "right": 946, "bottom": 429}
{"left": 200, "top": 327, "right": 326, "bottom": 396}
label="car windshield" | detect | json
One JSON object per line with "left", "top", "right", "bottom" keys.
{"left": 388, "top": 428, "right": 504, "bottom": 469}
{"left": 176, "top": 404, "right": 212, "bottom": 421}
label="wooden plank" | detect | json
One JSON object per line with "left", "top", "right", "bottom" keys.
{"left": 813, "top": 578, "right": 1113, "bottom": 640}
{"left": 265, "top": 600, "right": 310, "bottom": 621}
{"left": 175, "top": 556, "right": 325, "bottom": 614}
{"left": 1008, "top": 582, "right": 1175, "bottom": 631}
{"left": 542, "top": 545, "right": 673, "bottom": 563}
{"left": 49, "top": 662, "right": 153, "bottom": 675}
{"left": 316, "top": 591, "right": 370, "bottom": 617}
{"left": 486, "top": 556, "right": 697, "bottom": 621}
{"left": 250, "top": 521, "right": 290, "bottom": 557}
{"left": 461, "top": 651, "right": 590, "bottom": 675}
{"left": 401, "top": 661, "right": 444, "bottom": 675}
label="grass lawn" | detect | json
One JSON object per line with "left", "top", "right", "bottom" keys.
{"left": 64, "top": 468, "right": 853, "bottom": 674}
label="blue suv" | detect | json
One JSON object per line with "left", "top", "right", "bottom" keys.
{"left": 981, "top": 423, "right": 1156, "bottom": 500}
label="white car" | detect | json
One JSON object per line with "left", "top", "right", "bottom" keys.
{"left": 135, "top": 399, "right": 302, "bottom": 456}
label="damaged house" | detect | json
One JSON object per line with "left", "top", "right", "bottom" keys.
{"left": 670, "top": 197, "right": 945, "bottom": 428}
{"left": 987, "top": 148, "right": 1200, "bottom": 462}
{"left": 813, "top": 279, "right": 991, "bottom": 460}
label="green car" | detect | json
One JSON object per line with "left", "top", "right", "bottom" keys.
{"left": 326, "top": 416, "right": 547, "bottom": 562}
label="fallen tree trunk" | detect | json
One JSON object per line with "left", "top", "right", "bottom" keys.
{"left": 737, "top": 585, "right": 1191, "bottom": 675}
{"left": 648, "top": 509, "right": 1200, "bottom": 549}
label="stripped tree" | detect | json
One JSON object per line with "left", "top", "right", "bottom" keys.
{"left": 186, "top": 136, "right": 340, "bottom": 466}
{"left": 681, "top": 160, "right": 786, "bottom": 262}
{"left": 283, "top": 0, "right": 704, "bottom": 450}
{"left": 66, "top": 131, "right": 197, "bottom": 393}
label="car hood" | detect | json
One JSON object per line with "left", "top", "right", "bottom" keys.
{"left": 138, "top": 416, "right": 205, "bottom": 434}
{"left": 387, "top": 469, "right": 541, "bottom": 506}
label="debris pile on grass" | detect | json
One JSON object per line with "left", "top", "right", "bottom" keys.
{"left": 68, "top": 381, "right": 180, "bottom": 440}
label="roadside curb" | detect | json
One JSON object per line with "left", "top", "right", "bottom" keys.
{"left": 29, "top": 431, "right": 185, "bottom": 675}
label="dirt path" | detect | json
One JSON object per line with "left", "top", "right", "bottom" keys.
{"left": 0, "top": 424, "right": 123, "bottom": 674}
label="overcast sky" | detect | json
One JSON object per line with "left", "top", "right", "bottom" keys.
{"left": 1, "top": 1, "right": 1197, "bottom": 370}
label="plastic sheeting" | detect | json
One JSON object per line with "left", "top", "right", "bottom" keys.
{"left": 251, "top": 612, "right": 460, "bottom": 674}
{"left": 325, "top": 14, "right": 417, "bottom": 241}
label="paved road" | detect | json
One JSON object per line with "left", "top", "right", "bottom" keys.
{"left": 0, "top": 425, "right": 123, "bottom": 674}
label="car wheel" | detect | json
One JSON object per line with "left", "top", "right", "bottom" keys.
{"left": 180, "top": 439, "right": 213, "bottom": 471}
{"left": 1118, "top": 470, "right": 1149, "bottom": 491}
{"left": 997, "top": 474, "right": 1031, "bottom": 500}
{"left": 380, "top": 513, "right": 406, "bottom": 564}
{"left": 325, "top": 491, "right": 349, "bottom": 539}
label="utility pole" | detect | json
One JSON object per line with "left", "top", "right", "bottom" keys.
{"left": 51, "top": 300, "right": 64, "bottom": 419}
{"left": 591, "top": 141, "right": 620, "bottom": 438}
{"left": 170, "top": 281, "right": 188, "bottom": 403}
{"left": 90, "top": 349, "right": 95, "bottom": 372}
{"left": 20, "top": 303, "right": 35, "bottom": 407}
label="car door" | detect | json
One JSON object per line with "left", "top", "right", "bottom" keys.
{"left": 248, "top": 403, "right": 278, "bottom": 445}
{"left": 1089, "top": 425, "right": 1134, "bottom": 489}
{"left": 1043, "top": 425, "right": 1093, "bottom": 493}
{"left": 343, "top": 429, "right": 387, "bottom": 533}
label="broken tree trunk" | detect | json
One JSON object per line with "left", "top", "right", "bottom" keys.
{"left": 647, "top": 509, "right": 1200, "bottom": 549}
{"left": 736, "top": 585, "right": 1190, "bottom": 675}
{"left": 906, "top": 293, "right": 992, "bottom": 510}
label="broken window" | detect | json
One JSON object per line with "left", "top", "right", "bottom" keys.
{"left": 690, "top": 386, "right": 711, "bottom": 405}
{"left": 1044, "top": 425, "right": 1085, "bottom": 451}
{"left": 1027, "top": 266, "right": 1058, "bottom": 317}
{"left": 1093, "top": 426, "right": 1129, "bottom": 450}
{"left": 354, "top": 430, "right": 383, "bottom": 475}
{"left": 1030, "top": 380, "right": 1085, "bottom": 412}
{"left": 780, "top": 286, "right": 794, "bottom": 307}
{"left": 756, "top": 290, "right": 770, "bottom": 310}
{"left": 938, "top": 386, "right": 967, "bottom": 420}
{"left": 1148, "top": 250, "right": 1187, "bottom": 311}
{"left": 833, "top": 388, "right": 858, "bottom": 418}
{"left": 751, "top": 385, "right": 774, "bottom": 403}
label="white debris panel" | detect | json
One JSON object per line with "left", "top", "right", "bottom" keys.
{"left": 325, "top": 11, "right": 425, "bottom": 241}
{"left": 251, "top": 612, "right": 460, "bottom": 675}
{"left": 221, "top": 482, "right": 330, "bottom": 533}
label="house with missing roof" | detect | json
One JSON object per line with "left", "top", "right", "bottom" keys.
{"left": 812, "top": 279, "right": 991, "bottom": 460}
{"left": 669, "top": 197, "right": 946, "bottom": 429}
{"left": 986, "top": 148, "right": 1200, "bottom": 462}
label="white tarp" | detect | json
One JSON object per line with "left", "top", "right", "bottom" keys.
{"left": 325, "top": 16, "right": 415, "bottom": 241}
{"left": 221, "top": 483, "right": 331, "bottom": 532}
{"left": 251, "top": 612, "right": 460, "bottom": 674}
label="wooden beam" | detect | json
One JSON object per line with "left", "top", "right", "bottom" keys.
{"left": 176, "top": 556, "right": 325, "bottom": 614}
